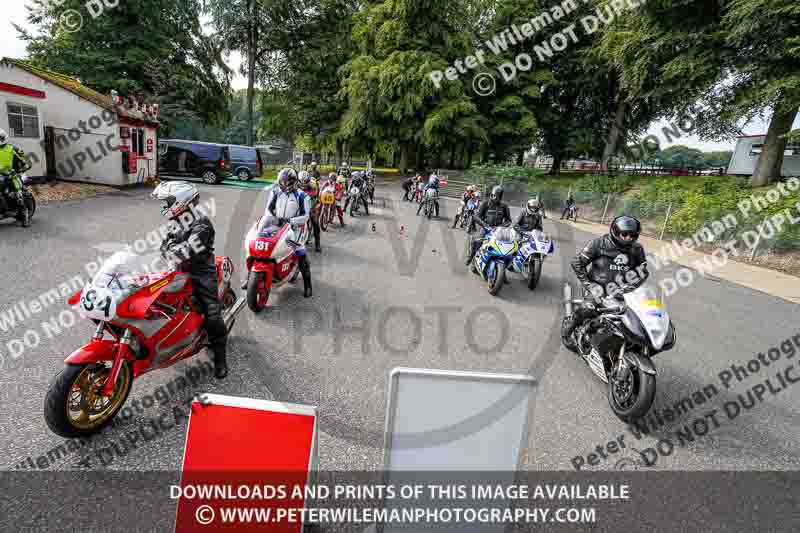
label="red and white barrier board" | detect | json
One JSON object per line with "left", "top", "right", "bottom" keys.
{"left": 174, "top": 393, "right": 318, "bottom": 533}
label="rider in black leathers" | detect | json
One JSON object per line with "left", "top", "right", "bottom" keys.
{"left": 562, "top": 215, "right": 649, "bottom": 340}
{"left": 465, "top": 185, "right": 512, "bottom": 266}
{"left": 515, "top": 198, "right": 545, "bottom": 233}
{"left": 157, "top": 184, "right": 229, "bottom": 379}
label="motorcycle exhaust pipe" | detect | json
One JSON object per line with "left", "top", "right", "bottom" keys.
{"left": 223, "top": 296, "right": 247, "bottom": 330}
{"left": 564, "top": 283, "right": 574, "bottom": 317}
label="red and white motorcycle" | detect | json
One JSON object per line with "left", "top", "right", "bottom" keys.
{"left": 243, "top": 214, "right": 309, "bottom": 312}
{"left": 45, "top": 250, "right": 245, "bottom": 438}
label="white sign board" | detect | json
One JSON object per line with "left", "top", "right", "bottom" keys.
{"left": 379, "top": 368, "right": 536, "bottom": 533}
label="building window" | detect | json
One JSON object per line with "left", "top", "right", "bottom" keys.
{"left": 7, "top": 103, "right": 40, "bottom": 139}
{"left": 130, "top": 128, "right": 145, "bottom": 156}
{"left": 137, "top": 129, "right": 145, "bottom": 157}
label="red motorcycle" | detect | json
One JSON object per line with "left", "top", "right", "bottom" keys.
{"left": 243, "top": 214, "right": 309, "bottom": 312}
{"left": 44, "top": 250, "right": 245, "bottom": 438}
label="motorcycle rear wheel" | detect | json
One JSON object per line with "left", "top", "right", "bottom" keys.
{"left": 608, "top": 365, "right": 656, "bottom": 422}
{"left": 246, "top": 271, "right": 269, "bottom": 313}
{"left": 44, "top": 361, "right": 133, "bottom": 438}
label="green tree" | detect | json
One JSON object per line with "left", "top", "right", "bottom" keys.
{"left": 17, "top": 0, "right": 231, "bottom": 132}
{"left": 340, "top": 0, "right": 487, "bottom": 172}
{"left": 204, "top": 0, "right": 309, "bottom": 145}
{"left": 721, "top": 0, "right": 800, "bottom": 185}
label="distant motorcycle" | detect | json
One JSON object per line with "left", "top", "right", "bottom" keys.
{"left": 452, "top": 197, "right": 479, "bottom": 230}
{"left": 509, "top": 229, "right": 555, "bottom": 290}
{"left": 419, "top": 188, "right": 438, "bottom": 219}
{"left": 561, "top": 283, "right": 676, "bottom": 421}
{"left": 0, "top": 170, "right": 35, "bottom": 225}
{"left": 345, "top": 179, "right": 369, "bottom": 217}
{"left": 468, "top": 223, "right": 518, "bottom": 296}
{"left": 564, "top": 204, "right": 578, "bottom": 221}
{"left": 318, "top": 183, "right": 339, "bottom": 231}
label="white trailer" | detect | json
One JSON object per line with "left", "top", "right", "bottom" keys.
{"left": 727, "top": 134, "right": 800, "bottom": 177}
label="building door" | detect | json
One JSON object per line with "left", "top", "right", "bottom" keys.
{"left": 43, "top": 126, "right": 56, "bottom": 181}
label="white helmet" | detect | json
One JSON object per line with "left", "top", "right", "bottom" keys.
{"left": 0, "top": 129, "right": 7, "bottom": 145}
{"left": 152, "top": 181, "right": 199, "bottom": 218}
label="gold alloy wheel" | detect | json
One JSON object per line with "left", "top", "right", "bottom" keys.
{"left": 67, "top": 363, "right": 132, "bottom": 430}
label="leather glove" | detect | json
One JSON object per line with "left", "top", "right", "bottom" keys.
{"left": 584, "top": 282, "right": 604, "bottom": 303}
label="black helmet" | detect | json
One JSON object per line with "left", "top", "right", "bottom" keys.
{"left": 610, "top": 215, "right": 641, "bottom": 248}
{"left": 490, "top": 185, "right": 504, "bottom": 203}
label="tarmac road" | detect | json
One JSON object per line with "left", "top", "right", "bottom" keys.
{"left": 1, "top": 181, "right": 799, "bottom": 474}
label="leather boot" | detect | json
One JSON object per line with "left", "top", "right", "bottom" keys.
{"left": 240, "top": 271, "right": 249, "bottom": 291}
{"left": 212, "top": 342, "right": 228, "bottom": 379}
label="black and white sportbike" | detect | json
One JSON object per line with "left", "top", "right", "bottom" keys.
{"left": 561, "top": 282, "right": 676, "bottom": 421}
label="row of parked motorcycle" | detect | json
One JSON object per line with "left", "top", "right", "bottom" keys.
{"left": 403, "top": 178, "right": 556, "bottom": 298}
{"left": 42, "top": 171, "right": 674, "bottom": 438}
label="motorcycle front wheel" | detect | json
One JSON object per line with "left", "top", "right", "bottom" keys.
{"left": 526, "top": 256, "right": 543, "bottom": 290}
{"left": 24, "top": 194, "right": 36, "bottom": 219}
{"left": 608, "top": 363, "right": 656, "bottom": 422}
{"left": 319, "top": 205, "right": 329, "bottom": 231}
{"left": 44, "top": 361, "right": 133, "bottom": 438}
{"left": 246, "top": 271, "right": 269, "bottom": 313}
{"left": 488, "top": 261, "right": 506, "bottom": 296}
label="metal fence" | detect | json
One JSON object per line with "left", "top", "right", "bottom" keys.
{"left": 529, "top": 186, "right": 800, "bottom": 272}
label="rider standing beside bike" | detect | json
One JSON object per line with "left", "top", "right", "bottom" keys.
{"left": 334, "top": 175, "right": 347, "bottom": 225}
{"left": 300, "top": 171, "right": 322, "bottom": 252}
{"left": 0, "top": 128, "right": 32, "bottom": 227}
{"left": 561, "top": 215, "right": 649, "bottom": 341}
{"left": 561, "top": 193, "right": 576, "bottom": 220}
{"left": 465, "top": 185, "right": 512, "bottom": 265}
{"left": 401, "top": 176, "right": 415, "bottom": 201}
{"left": 255, "top": 168, "right": 313, "bottom": 298}
{"left": 153, "top": 181, "right": 229, "bottom": 379}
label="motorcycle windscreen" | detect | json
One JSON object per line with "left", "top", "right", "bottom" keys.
{"left": 623, "top": 285, "right": 671, "bottom": 350}
{"left": 77, "top": 251, "right": 166, "bottom": 321}
{"left": 528, "top": 230, "right": 554, "bottom": 255}
{"left": 490, "top": 227, "right": 518, "bottom": 255}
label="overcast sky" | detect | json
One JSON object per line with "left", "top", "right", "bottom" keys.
{"left": 3, "top": 1, "right": 798, "bottom": 152}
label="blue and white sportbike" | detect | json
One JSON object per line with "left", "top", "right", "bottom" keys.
{"left": 470, "top": 225, "right": 518, "bottom": 296}
{"left": 509, "top": 229, "right": 555, "bottom": 290}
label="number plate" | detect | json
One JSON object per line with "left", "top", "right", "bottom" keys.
{"left": 321, "top": 193, "right": 335, "bottom": 204}
{"left": 78, "top": 285, "right": 118, "bottom": 320}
